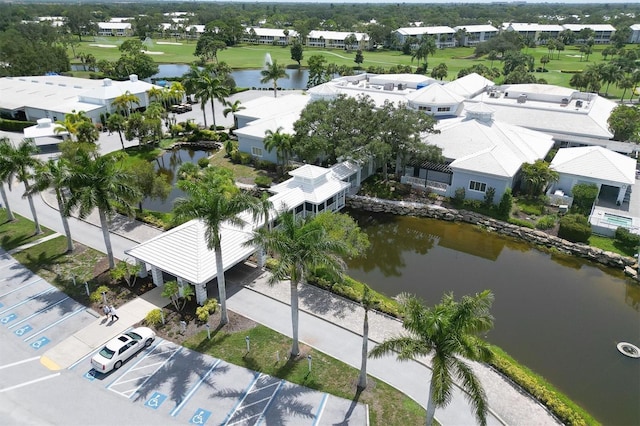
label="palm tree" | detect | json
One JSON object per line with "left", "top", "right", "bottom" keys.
{"left": 173, "top": 168, "right": 260, "bottom": 324}
{"left": 260, "top": 60, "right": 289, "bottom": 98}
{"left": 66, "top": 153, "right": 140, "bottom": 269}
{"left": 111, "top": 91, "right": 140, "bottom": 117}
{"left": 54, "top": 110, "right": 91, "bottom": 141}
{"left": 183, "top": 65, "right": 230, "bottom": 128}
{"left": 357, "top": 284, "right": 376, "bottom": 390}
{"left": 0, "top": 138, "right": 16, "bottom": 221}
{"left": 263, "top": 127, "right": 294, "bottom": 171}
{"left": 0, "top": 139, "right": 43, "bottom": 234}
{"left": 106, "top": 113, "right": 127, "bottom": 150}
{"left": 223, "top": 99, "right": 245, "bottom": 130}
{"left": 31, "top": 159, "right": 74, "bottom": 252}
{"left": 246, "top": 211, "right": 348, "bottom": 357}
{"left": 369, "top": 291, "right": 495, "bottom": 426}
{"left": 412, "top": 36, "right": 437, "bottom": 71}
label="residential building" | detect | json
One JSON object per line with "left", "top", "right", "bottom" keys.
{"left": 243, "top": 27, "right": 298, "bottom": 46}
{"left": 393, "top": 26, "right": 456, "bottom": 48}
{"left": 306, "top": 30, "right": 371, "bottom": 50}
{"left": 561, "top": 24, "right": 616, "bottom": 44}
{"left": 97, "top": 22, "right": 133, "bottom": 37}
{"left": 453, "top": 25, "right": 499, "bottom": 46}
{"left": 501, "top": 23, "right": 563, "bottom": 43}
{"left": 629, "top": 24, "right": 640, "bottom": 43}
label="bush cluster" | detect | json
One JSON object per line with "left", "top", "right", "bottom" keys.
{"left": 614, "top": 227, "right": 640, "bottom": 249}
{"left": 145, "top": 308, "right": 164, "bottom": 326}
{"left": 195, "top": 298, "right": 219, "bottom": 323}
{"left": 535, "top": 215, "right": 557, "bottom": 230}
{"left": 89, "top": 285, "right": 111, "bottom": 303}
{"left": 558, "top": 214, "right": 591, "bottom": 243}
{"left": 230, "top": 150, "right": 252, "bottom": 165}
{"left": 254, "top": 175, "right": 272, "bottom": 188}
{"left": 0, "top": 118, "right": 36, "bottom": 132}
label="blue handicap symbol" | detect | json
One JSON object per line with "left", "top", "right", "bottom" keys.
{"left": 84, "top": 370, "right": 97, "bottom": 381}
{"left": 145, "top": 392, "right": 168, "bottom": 410}
{"left": 30, "top": 336, "right": 50, "bottom": 350}
{"left": 1, "top": 313, "right": 17, "bottom": 325}
{"left": 14, "top": 324, "right": 32, "bottom": 337}
{"left": 189, "top": 409, "right": 212, "bottom": 425}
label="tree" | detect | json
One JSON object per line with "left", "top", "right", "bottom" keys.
{"left": 54, "top": 110, "right": 92, "bottom": 141}
{"left": 129, "top": 161, "right": 171, "bottom": 212}
{"left": 608, "top": 105, "right": 640, "bottom": 142}
{"left": 354, "top": 50, "right": 364, "bottom": 67}
{"left": 246, "top": 211, "right": 351, "bottom": 357}
{"left": 264, "top": 127, "right": 294, "bottom": 171}
{"left": 520, "top": 160, "right": 559, "bottom": 197}
{"left": 106, "top": 113, "right": 127, "bottom": 150}
{"left": 173, "top": 168, "right": 260, "bottom": 324}
{"left": 66, "top": 153, "right": 140, "bottom": 269}
{"left": 162, "top": 280, "right": 194, "bottom": 311}
{"left": 110, "top": 259, "right": 141, "bottom": 288}
{"left": 194, "top": 33, "right": 227, "bottom": 63}
{"left": 618, "top": 77, "right": 635, "bottom": 103}
{"left": 223, "top": 100, "right": 245, "bottom": 130}
{"left": 183, "top": 64, "right": 230, "bottom": 128}
{"left": 0, "top": 138, "right": 16, "bottom": 221}
{"left": 369, "top": 291, "right": 495, "bottom": 426}
{"left": 344, "top": 33, "right": 358, "bottom": 51}
{"left": 540, "top": 55, "right": 550, "bottom": 71}
{"left": 412, "top": 36, "right": 437, "bottom": 71}
{"left": 358, "top": 284, "right": 376, "bottom": 390}
{"left": 260, "top": 60, "right": 288, "bottom": 98}
{"left": 31, "top": 159, "right": 74, "bottom": 252}
{"left": 430, "top": 63, "right": 448, "bottom": 80}
{"left": 111, "top": 91, "right": 139, "bottom": 117}
{"left": 307, "top": 55, "right": 329, "bottom": 88}
{"left": 455, "top": 28, "right": 467, "bottom": 47}
{"left": 290, "top": 42, "right": 304, "bottom": 67}
{"left": 0, "top": 139, "right": 43, "bottom": 234}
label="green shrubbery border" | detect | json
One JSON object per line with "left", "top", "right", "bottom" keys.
{"left": 0, "top": 118, "right": 36, "bottom": 132}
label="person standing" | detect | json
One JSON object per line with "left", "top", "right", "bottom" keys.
{"left": 109, "top": 305, "right": 119, "bottom": 321}
{"left": 102, "top": 305, "right": 110, "bottom": 319}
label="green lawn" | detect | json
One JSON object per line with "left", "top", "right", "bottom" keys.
{"left": 69, "top": 38, "right": 634, "bottom": 98}
{"left": 184, "top": 324, "right": 427, "bottom": 426}
{"left": 0, "top": 210, "right": 55, "bottom": 251}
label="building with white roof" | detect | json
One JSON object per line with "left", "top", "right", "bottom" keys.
{"left": 393, "top": 26, "right": 456, "bottom": 48}
{"left": 0, "top": 74, "right": 160, "bottom": 131}
{"left": 243, "top": 28, "right": 299, "bottom": 46}
{"left": 453, "top": 25, "right": 499, "bottom": 46}
{"left": 125, "top": 163, "right": 351, "bottom": 303}
{"left": 306, "top": 30, "right": 371, "bottom": 50}
{"left": 561, "top": 24, "right": 616, "bottom": 44}
{"left": 630, "top": 24, "right": 640, "bottom": 43}
{"left": 501, "top": 23, "right": 564, "bottom": 42}
{"left": 97, "top": 22, "right": 133, "bottom": 37}
{"left": 403, "top": 105, "right": 554, "bottom": 203}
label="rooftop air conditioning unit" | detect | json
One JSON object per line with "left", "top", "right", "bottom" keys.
{"left": 560, "top": 98, "right": 569, "bottom": 105}
{"left": 575, "top": 100, "right": 583, "bottom": 107}
{"left": 383, "top": 83, "right": 394, "bottom": 91}
{"left": 398, "top": 83, "right": 404, "bottom": 90}
{"left": 517, "top": 94, "right": 527, "bottom": 104}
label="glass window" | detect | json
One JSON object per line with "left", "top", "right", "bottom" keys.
{"left": 469, "top": 181, "right": 487, "bottom": 192}
{"left": 251, "top": 147, "right": 263, "bottom": 157}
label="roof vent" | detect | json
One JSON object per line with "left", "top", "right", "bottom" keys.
{"left": 560, "top": 98, "right": 569, "bottom": 106}
{"left": 517, "top": 94, "right": 527, "bottom": 104}
{"left": 103, "top": 78, "right": 113, "bottom": 87}
{"left": 383, "top": 83, "right": 394, "bottom": 91}
{"left": 129, "top": 74, "right": 138, "bottom": 82}
{"left": 575, "top": 100, "right": 583, "bottom": 108}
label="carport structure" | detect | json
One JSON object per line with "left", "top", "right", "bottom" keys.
{"left": 125, "top": 164, "right": 351, "bottom": 304}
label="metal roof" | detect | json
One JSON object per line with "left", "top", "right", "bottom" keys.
{"left": 551, "top": 146, "right": 637, "bottom": 185}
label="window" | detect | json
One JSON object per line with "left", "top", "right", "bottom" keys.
{"left": 418, "top": 106, "right": 431, "bottom": 112}
{"left": 469, "top": 181, "right": 487, "bottom": 192}
{"left": 251, "top": 147, "right": 263, "bottom": 157}
{"left": 437, "top": 107, "right": 451, "bottom": 112}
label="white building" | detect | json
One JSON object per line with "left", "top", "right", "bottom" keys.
{"left": 561, "top": 24, "right": 616, "bottom": 44}
{"left": 97, "top": 22, "right": 133, "bottom": 37}
{"left": 393, "top": 26, "right": 456, "bottom": 48}
{"left": 501, "top": 23, "right": 564, "bottom": 42}
{"left": 243, "top": 28, "right": 298, "bottom": 46}
{"left": 306, "top": 30, "right": 371, "bottom": 50}
{"left": 453, "top": 25, "right": 499, "bottom": 46}
{"left": 629, "top": 24, "right": 640, "bottom": 43}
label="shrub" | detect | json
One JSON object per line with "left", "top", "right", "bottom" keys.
{"left": 463, "top": 199, "right": 482, "bottom": 210}
{"left": 89, "top": 285, "right": 111, "bottom": 303}
{"left": 197, "top": 157, "right": 210, "bottom": 168}
{"left": 453, "top": 187, "right": 466, "bottom": 206}
{"left": 536, "top": 215, "right": 557, "bottom": 230}
{"left": 483, "top": 187, "right": 496, "bottom": 207}
{"left": 254, "top": 175, "right": 272, "bottom": 188}
{"left": 614, "top": 227, "right": 640, "bottom": 249}
{"left": 0, "top": 118, "right": 36, "bottom": 132}
{"left": 571, "top": 183, "right": 598, "bottom": 215}
{"left": 558, "top": 214, "right": 591, "bottom": 243}
{"left": 196, "top": 306, "right": 210, "bottom": 323}
{"left": 145, "top": 309, "right": 164, "bottom": 327}
{"left": 508, "top": 217, "right": 536, "bottom": 228}
{"left": 498, "top": 188, "right": 513, "bottom": 219}
{"left": 230, "top": 150, "right": 252, "bottom": 165}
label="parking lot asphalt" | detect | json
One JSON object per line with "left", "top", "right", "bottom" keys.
{"left": 1, "top": 249, "right": 368, "bottom": 425}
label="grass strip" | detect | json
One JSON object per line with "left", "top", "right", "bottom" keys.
{"left": 0, "top": 210, "right": 55, "bottom": 251}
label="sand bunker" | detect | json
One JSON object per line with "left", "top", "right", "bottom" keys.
{"left": 141, "top": 50, "right": 165, "bottom": 55}
{"left": 156, "top": 41, "right": 183, "bottom": 45}
{"left": 89, "top": 44, "right": 118, "bottom": 48}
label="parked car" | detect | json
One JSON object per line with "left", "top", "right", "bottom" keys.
{"left": 91, "top": 327, "right": 156, "bottom": 373}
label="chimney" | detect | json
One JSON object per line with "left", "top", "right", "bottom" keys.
{"left": 103, "top": 78, "right": 112, "bottom": 86}
{"left": 129, "top": 74, "right": 138, "bottom": 82}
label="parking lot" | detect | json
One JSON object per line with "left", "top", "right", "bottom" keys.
{"left": 1, "top": 249, "right": 367, "bottom": 425}
{"left": 71, "top": 336, "right": 367, "bottom": 425}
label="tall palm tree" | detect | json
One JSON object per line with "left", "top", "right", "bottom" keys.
{"left": 0, "top": 139, "right": 43, "bottom": 234}
{"left": 111, "top": 91, "right": 140, "bottom": 117}
{"left": 260, "top": 60, "right": 289, "bottom": 98}
{"left": 246, "top": 211, "right": 348, "bottom": 357}
{"left": 106, "top": 113, "right": 127, "bottom": 150}
{"left": 173, "top": 168, "right": 260, "bottom": 324}
{"left": 369, "top": 291, "right": 495, "bottom": 426}
{"left": 183, "top": 65, "right": 230, "bottom": 128}
{"left": 31, "top": 159, "right": 74, "bottom": 252}
{"left": 0, "top": 138, "right": 16, "bottom": 221}
{"left": 65, "top": 153, "right": 140, "bottom": 269}
{"left": 263, "top": 127, "right": 294, "bottom": 171}
{"left": 358, "top": 284, "right": 376, "bottom": 390}
{"left": 412, "top": 36, "right": 437, "bottom": 71}
{"left": 54, "top": 110, "right": 91, "bottom": 141}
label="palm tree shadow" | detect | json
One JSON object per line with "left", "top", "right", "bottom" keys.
{"left": 333, "top": 387, "right": 364, "bottom": 426}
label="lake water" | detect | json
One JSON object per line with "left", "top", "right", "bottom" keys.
{"left": 345, "top": 210, "right": 640, "bottom": 426}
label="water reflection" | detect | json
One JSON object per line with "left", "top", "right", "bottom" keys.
{"left": 346, "top": 210, "right": 640, "bottom": 425}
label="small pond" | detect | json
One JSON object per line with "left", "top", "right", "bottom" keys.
{"left": 140, "top": 148, "right": 211, "bottom": 212}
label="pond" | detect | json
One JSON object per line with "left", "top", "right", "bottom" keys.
{"left": 345, "top": 210, "right": 640, "bottom": 426}
{"left": 140, "top": 148, "right": 212, "bottom": 212}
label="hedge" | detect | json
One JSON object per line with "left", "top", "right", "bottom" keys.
{"left": 0, "top": 118, "right": 36, "bottom": 132}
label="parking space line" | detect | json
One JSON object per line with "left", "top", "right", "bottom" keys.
{"left": 255, "top": 380, "right": 285, "bottom": 426}
{"left": 170, "top": 358, "right": 222, "bottom": 417}
{"left": 0, "top": 286, "right": 53, "bottom": 314}
{"left": 112, "top": 374, "right": 153, "bottom": 386}
{"left": 0, "top": 277, "right": 42, "bottom": 296}
{"left": 0, "top": 356, "right": 40, "bottom": 371}
{"left": 249, "top": 380, "right": 280, "bottom": 394}
{"left": 127, "top": 360, "right": 166, "bottom": 371}
{"left": 221, "top": 372, "right": 261, "bottom": 426}
{"left": 0, "top": 373, "right": 60, "bottom": 393}
{"left": 23, "top": 306, "right": 86, "bottom": 342}
{"left": 8, "top": 296, "right": 70, "bottom": 328}
{"left": 239, "top": 396, "right": 272, "bottom": 409}
{"left": 311, "top": 393, "right": 329, "bottom": 426}
{"left": 227, "top": 412, "right": 262, "bottom": 426}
